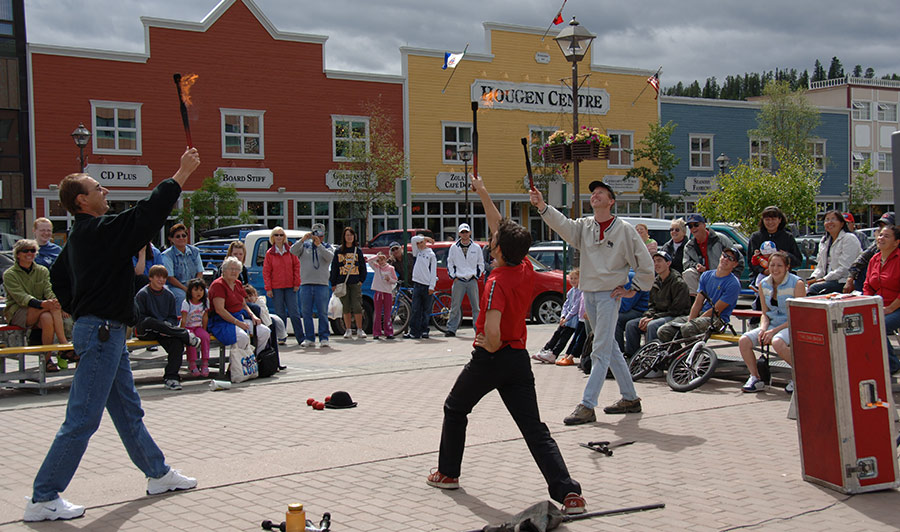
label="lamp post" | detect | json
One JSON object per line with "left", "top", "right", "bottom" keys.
{"left": 71, "top": 123, "right": 92, "bottom": 173}
{"left": 716, "top": 153, "right": 730, "bottom": 176}
{"left": 555, "top": 17, "right": 595, "bottom": 220}
{"left": 459, "top": 143, "right": 473, "bottom": 227}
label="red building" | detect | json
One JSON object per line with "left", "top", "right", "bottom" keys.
{"left": 28, "top": 0, "right": 403, "bottom": 243}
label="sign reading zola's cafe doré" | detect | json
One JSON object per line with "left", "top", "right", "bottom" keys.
{"left": 215, "top": 167, "right": 274, "bottom": 189}
{"left": 472, "top": 79, "right": 610, "bottom": 115}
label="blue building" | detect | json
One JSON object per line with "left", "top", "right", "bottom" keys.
{"left": 660, "top": 96, "right": 850, "bottom": 221}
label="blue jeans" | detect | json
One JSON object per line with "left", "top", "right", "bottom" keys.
{"left": 884, "top": 309, "right": 900, "bottom": 374}
{"left": 447, "top": 278, "right": 480, "bottom": 333}
{"left": 807, "top": 280, "right": 844, "bottom": 296}
{"left": 580, "top": 291, "right": 638, "bottom": 408}
{"left": 616, "top": 308, "right": 645, "bottom": 354}
{"left": 300, "top": 284, "right": 330, "bottom": 342}
{"left": 410, "top": 282, "right": 431, "bottom": 337}
{"left": 32, "top": 315, "right": 169, "bottom": 502}
{"left": 272, "top": 287, "right": 303, "bottom": 342}
{"left": 624, "top": 315, "right": 675, "bottom": 357}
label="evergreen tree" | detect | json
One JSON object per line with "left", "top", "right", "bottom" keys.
{"left": 798, "top": 70, "right": 810, "bottom": 89}
{"left": 686, "top": 80, "right": 701, "bottom": 97}
{"left": 827, "top": 56, "right": 844, "bottom": 79}
{"left": 865, "top": 67, "right": 876, "bottom": 79}
{"left": 813, "top": 60, "right": 826, "bottom": 82}
{"left": 852, "top": 65, "right": 863, "bottom": 77}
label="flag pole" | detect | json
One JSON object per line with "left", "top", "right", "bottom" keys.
{"left": 441, "top": 43, "right": 469, "bottom": 94}
{"left": 631, "top": 66, "right": 662, "bottom": 106}
{"left": 541, "top": 0, "right": 568, "bottom": 40}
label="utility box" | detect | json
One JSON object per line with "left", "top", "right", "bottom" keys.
{"left": 788, "top": 294, "right": 899, "bottom": 494}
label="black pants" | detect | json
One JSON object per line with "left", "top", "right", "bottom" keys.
{"left": 543, "top": 325, "right": 575, "bottom": 356}
{"left": 438, "top": 346, "right": 581, "bottom": 503}
{"left": 566, "top": 321, "right": 587, "bottom": 357}
{"left": 409, "top": 282, "right": 431, "bottom": 337}
{"left": 135, "top": 317, "right": 189, "bottom": 381}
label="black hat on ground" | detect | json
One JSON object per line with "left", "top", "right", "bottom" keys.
{"left": 588, "top": 180, "right": 616, "bottom": 200}
{"left": 324, "top": 391, "right": 357, "bottom": 409}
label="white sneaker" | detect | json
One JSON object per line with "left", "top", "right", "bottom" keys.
{"left": 785, "top": 380, "right": 794, "bottom": 394}
{"left": 357, "top": 330, "right": 367, "bottom": 339}
{"left": 319, "top": 339, "right": 329, "bottom": 347}
{"left": 742, "top": 375, "right": 766, "bottom": 393}
{"left": 24, "top": 496, "right": 85, "bottom": 522}
{"left": 343, "top": 330, "right": 352, "bottom": 339}
{"left": 164, "top": 379, "right": 182, "bottom": 391}
{"left": 535, "top": 351, "right": 557, "bottom": 364}
{"left": 300, "top": 340, "right": 312, "bottom": 347}
{"left": 187, "top": 331, "right": 201, "bottom": 349}
{"left": 147, "top": 468, "right": 197, "bottom": 495}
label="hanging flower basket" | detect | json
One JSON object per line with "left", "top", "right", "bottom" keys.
{"left": 542, "top": 144, "right": 572, "bottom": 163}
{"left": 570, "top": 142, "right": 610, "bottom": 161}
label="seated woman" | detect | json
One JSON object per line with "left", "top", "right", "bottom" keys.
{"left": 738, "top": 251, "right": 806, "bottom": 393}
{"left": 217, "top": 240, "right": 261, "bottom": 317}
{"left": 207, "top": 257, "right": 270, "bottom": 355}
{"left": 161, "top": 223, "right": 204, "bottom": 311}
{"left": 2, "top": 239, "right": 71, "bottom": 371}
{"left": 862, "top": 225, "right": 900, "bottom": 375}
{"left": 806, "top": 210, "right": 861, "bottom": 296}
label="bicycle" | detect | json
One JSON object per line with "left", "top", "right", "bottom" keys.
{"left": 627, "top": 303, "right": 735, "bottom": 392}
{"left": 390, "top": 286, "right": 452, "bottom": 334}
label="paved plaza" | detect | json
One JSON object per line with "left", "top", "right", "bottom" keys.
{"left": 1, "top": 324, "right": 898, "bottom": 531}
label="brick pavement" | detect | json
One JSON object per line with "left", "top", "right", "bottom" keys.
{"left": 1, "top": 324, "right": 898, "bottom": 531}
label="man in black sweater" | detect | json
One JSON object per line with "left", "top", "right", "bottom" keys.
{"left": 24, "top": 148, "right": 201, "bottom": 523}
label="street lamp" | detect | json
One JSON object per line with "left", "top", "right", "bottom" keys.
{"left": 459, "top": 144, "right": 473, "bottom": 227}
{"left": 71, "top": 123, "right": 92, "bottom": 173}
{"left": 555, "top": 17, "right": 595, "bottom": 220}
{"left": 716, "top": 153, "right": 730, "bottom": 176}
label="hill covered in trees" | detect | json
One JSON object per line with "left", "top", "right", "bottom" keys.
{"left": 664, "top": 56, "right": 900, "bottom": 100}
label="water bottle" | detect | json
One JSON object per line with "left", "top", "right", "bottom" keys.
{"left": 285, "top": 503, "right": 305, "bottom": 532}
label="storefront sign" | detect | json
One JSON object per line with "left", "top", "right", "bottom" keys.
{"left": 604, "top": 175, "right": 640, "bottom": 193}
{"left": 215, "top": 167, "right": 273, "bottom": 188}
{"left": 685, "top": 176, "right": 717, "bottom": 193}
{"left": 325, "top": 169, "right": 367, "bottom": 190}
{"left": 473, "top": 79, "right": 609, "bottom": 115}
{"left": 436, "top": 171, "right": 473, "bottom": 191}
{"left": 534, "top": 52, "right": 551, "bottom": 64}
{"left": 85, "top": 164, "right": 152, "bottom": 187}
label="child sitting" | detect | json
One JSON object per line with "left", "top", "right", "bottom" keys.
{"left": 135, "top": 264, "right": 201, "bottom": 391}
{"left": 245, "top": 285, "right": 287, "bottom": 345}
{"left": 751, "top": 240, "right": 777, "bottom": 287}
{"left": 368, "top": 251, "right": 399, "bottom": 340}
{"left": 180, "top": 278, "right": 211, "bottom": 377}
{"left": 533, "top": 269, "right": 582, "bottom": 364}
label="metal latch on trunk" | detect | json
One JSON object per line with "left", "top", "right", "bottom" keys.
{"left": 846, "top": 457, "right": 878, "bottom": 479}
{"left": 832, "top": 314, "right": 863, "bottom": 335}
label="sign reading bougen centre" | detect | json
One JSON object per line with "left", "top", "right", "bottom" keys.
{"left": 472, "top": 79, "right": 609, "bottom": 115}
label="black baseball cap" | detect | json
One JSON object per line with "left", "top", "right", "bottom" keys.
{"left": 653, "top": 250, "right": 673, "bottom": 262}
{"left": 722, "top": 247, "right": 741, "bottom": 262}
{"left": 588, "top": 180, "right": 616, "bottom": 200}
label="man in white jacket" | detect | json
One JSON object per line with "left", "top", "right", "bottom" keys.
{"left": 445, "top": 223, "right": 484, "bottom": 337}
{"left": 531, "top": 180, "right": 653, "bottom": 424}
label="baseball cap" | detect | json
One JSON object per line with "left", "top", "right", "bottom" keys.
{"left": 389, "top": 241, "right": 401, "bottom": 250}
{"left": 760, "top": 241, "right": 777, "bottom": 255}
{"left": 458, "top": 223, "right": 471, "bottom": 233}
{"left": 588, "top": 180, "right": 616, "bottom": 199}
{"left": 842, "top": 212, "right": 854, "bottom": 223}
{"left": 653, "top": 250, "right": 673, "bottom": 262}
{"left": 878, "top": 212, "right": 895, "bottom": 226}
{"left": 685, "top": 213, "right": 706, "bottom": 224}
{"left": 311, "top": 223, "right": 325, "bottom": 237}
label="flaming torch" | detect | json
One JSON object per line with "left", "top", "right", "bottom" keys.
{"left": 173, "top": 73, "right": 198, "bottom": 147}
{"left": 521, "top": 137, "right": 535, "bottom": 191}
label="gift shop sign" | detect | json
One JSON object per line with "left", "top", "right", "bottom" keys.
{"left": 215, "top": 168, "right": 273, "bottom": 189}
{"left": 85, "top": 164, "right": 152, "bottom": 187}
{"left": 473, "top": 79, "right": 609, "bottom": 115}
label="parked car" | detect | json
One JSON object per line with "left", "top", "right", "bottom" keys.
{"left": 196, "top": 225, "right": 268, "bottom": 282}
{"left": 0, "top": 250, "right": 14, "bottom": 298}
{"left": 362, "top": 228, "right": 434, "bottom": 256}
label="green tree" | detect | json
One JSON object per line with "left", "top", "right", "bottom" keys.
{"left": 697, "top": 148, "right": 820, "bottom": 234}
{"left": 813, "top": 59, "right": 826, "bottom": 82}
{"left": 335, "top": 100, "right": 408, "bottom": 241}
{"left": 625, "top": 121, "right": 680, "bottom": 216}
{"left": 852, "top": 64, "right": 863, "bottom": 77}
{"left": 749, "top": 80, "right": 821, "bottom": 160}
{"left": 827, "top": 56, "right": 844, "bottom": 79}
{"left": 848, "top": 159, "right": 881, "bottom": 215}
{"left": 171, "top": 171, "right": 256, "bottom": 235}
{"left": 865, "top": 67, "right": 876, "bottom": 79}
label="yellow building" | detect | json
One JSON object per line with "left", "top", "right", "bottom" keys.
{"left": 402, "top": 22, "right": 659, "bottom": 241}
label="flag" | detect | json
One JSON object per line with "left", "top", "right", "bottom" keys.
{"left": 443, "top": 51, "right": 464, "bottom": 70}
{"left": 647, "top": 73, "right": 660, "bottom": 99}
{"left": 552, "top": 12, "right": 563, "bottom": 24}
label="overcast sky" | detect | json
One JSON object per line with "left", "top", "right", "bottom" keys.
{"left": 23, "top": 0, "right": 900, "bottom": 87}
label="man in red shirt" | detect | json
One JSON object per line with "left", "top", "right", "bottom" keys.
{"left": 425, "top": 175, "right": 586, "bottom": 515}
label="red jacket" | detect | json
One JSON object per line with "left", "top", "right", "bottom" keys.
{"left": 263, "top": 247, "right": 300, "bottom": 290}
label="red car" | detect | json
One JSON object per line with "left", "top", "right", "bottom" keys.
{"left": 425, "top": 241, "right": 566, "bottom": 324}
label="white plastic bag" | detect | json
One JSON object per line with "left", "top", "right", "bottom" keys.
{"left": 328, "top": 293, "right": 343, "bottom": 319}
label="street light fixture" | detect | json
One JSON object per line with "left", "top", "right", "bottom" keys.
{"left": 555, "top": 17, "right": 595, "bottom": 220}
{"left": 716, "top": 153, "right": 730, "bottom": 176}
{"left": 71, "top": 123, "right": 92, "bottom": 173}
{"left": 458, "top": 144, "right": 473, "bottom": 228}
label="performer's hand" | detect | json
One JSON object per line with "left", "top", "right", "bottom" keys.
{"left": 179, "top": 147, "right": 201, "bottom": 175}
{"left": 529, "top": 187, "right": 546, "bottom": 211}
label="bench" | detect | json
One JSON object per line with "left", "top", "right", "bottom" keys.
{"left": 0, "top": 332, "right": 228, "bottom": 395}
{"left": 730, "top": 309, "right": 762, "bottom": 333}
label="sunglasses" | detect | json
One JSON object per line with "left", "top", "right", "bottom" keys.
{"left": 20, "top": 248, "right": 37, "bottom": 253}
{"left": 687, "top": 223, "right": 701, "bottom": 229}
{"left": 670, "top": 227, "right": 681, "bottom": 232}
{"left": 173, "top": 233, "right": 187, "bottom": 239}
{"left": 273, "top": 234, "right": 286, "bottom": 237}
{"left": 722, "top": 253, "right": 738, "bottom": 262}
